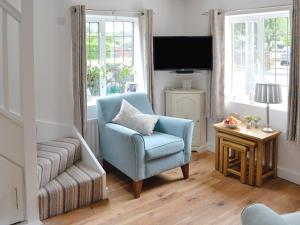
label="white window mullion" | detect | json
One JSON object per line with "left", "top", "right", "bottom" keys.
{"left": 258, "top": 18, "right": 265, "bottom": 83}
{"left": 99, "top": 20, "right": 105, "bottom": 66}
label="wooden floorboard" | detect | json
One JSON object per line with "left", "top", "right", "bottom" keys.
{"left": 43, "top": 152, "right": 300, "bottom": 225}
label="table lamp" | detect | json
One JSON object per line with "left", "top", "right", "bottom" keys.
{"left": 254, "top": 83, "right": 282, "bottom": 133}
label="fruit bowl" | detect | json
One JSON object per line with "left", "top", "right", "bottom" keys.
{"left": 223, "top": 120, "right": 241, "bottom": 129}
{"left": 223, "top": 116, "right": 241, "bottom": 129}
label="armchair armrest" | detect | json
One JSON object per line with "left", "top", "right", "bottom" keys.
{"left": 155, "top": 116, "right": 193, "bottom": 163}
{"left": 241, "top": 204, "right": 288, "bottom": 225}
{"left": 103, "top": 123, "right": 145, "bottom": 181}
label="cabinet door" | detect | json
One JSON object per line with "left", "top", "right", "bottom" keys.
{"left": 0, "top": 157, "right": 24, "bottom": 225}
{"left": 171, "top": 94, "right": 200, "bottom": 120}
{"left": 171, "top": 94, "right": 201, "bottom": 146}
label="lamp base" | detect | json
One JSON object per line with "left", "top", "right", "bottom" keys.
{"left": 262, "top": 127, "right": 274, "bottom": 133}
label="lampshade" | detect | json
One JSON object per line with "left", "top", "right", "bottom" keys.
{"left": 254, "top": 83, "right": 282, "bottom": 104}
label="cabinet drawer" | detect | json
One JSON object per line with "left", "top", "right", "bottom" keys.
{"left": 171, "top": 94, "right": 201, "bottom": 120}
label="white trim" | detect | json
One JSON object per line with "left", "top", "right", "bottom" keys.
{"left": 2, "top": 10, "right": 9, "bottom": 110}
{"left": 73, "top": 127, "right": 109, "bottom": 199}
{"left": 19, "top": 221, "right": 42, "bottom": 225}
{"left": 21, "top": 0, "right": 40, "bottom": 222}
{"left": 207, "top": 142, "right": 215, "bottom": 152}
{"left": 277, "top": 167, "right": 300, "bottom": 186}
{"left": 0, "top": 0, "right": 21, "bottom": 22}
{"left": 0, "top": 107, "right": 23, "bottom": 127}
{"left": 225, "top": 5, "right": 292, "bottom": 16}
{"left": 192, "top": 144, "right": 208, "bottom": 152}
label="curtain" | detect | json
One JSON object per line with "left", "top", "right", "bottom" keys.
{"left": 206, "top": 9, "right": 225, "bottom": 121}
{"left": 70, "top": 5, "right": 87, "bottom": 137}
{"left": 287, "top": 0, "right": 300, "bottom": 142}
{"left": 139, "top": 10, "right": 154, "bottom": 107}
{"left": 86, "top": 119, "right": 100, "bottom": 160}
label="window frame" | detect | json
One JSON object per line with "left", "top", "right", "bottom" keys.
{"left": 225, "top": 8, "right": 292, "bottom": 111}
{"left": 86, "top": 15, "right": 137, "bottom": 68}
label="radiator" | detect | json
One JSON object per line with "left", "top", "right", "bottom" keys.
{"left": 86, "top": 119, "right": 100, "bottom": 160}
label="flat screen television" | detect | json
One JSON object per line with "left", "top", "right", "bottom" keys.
{"left": 153, "top": 36, "right": 213, "bottom": 72}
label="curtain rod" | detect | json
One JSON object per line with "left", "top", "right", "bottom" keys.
{"left": 201, "top": 4, "right": 292, "bottom": 15}
{"left": 86, "top": 9, "right": 144, "bottom": 15}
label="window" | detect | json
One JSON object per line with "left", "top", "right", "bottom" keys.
{"left": 86, "top": 15, "right": 142, "bottom": 105}
{"left": 225, "top": 10, "right": 291, "bottom": 109}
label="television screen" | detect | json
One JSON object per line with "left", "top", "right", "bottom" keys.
{"left": 153, "top": 36, "right": 213, "bottom": 71}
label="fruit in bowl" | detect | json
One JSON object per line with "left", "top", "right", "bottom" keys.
{"left": 223, "top": 116, "right": 241, "bottom": 129}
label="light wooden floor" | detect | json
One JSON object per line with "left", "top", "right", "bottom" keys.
{"left": 44, "top": 152, "right": 300, "bottom": 225}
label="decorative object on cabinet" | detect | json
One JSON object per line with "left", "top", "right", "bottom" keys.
{"left": 166, "top": 89, "right": 206, "bottom": 151}
{"left": 254, "top": 83, "right": 282, "bottom": 133}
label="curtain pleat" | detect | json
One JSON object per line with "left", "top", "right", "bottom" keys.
{"left": 206, "top": 9, "right": 225, "bottom": 122}
{"left": 139, "top": 10, "right": 154, "bottom": 109}
{"left": 70, "top": 5, "right": 87, "bottom": 137}
{"left": 287, "top": 0, "right": 300, "bottom": 142}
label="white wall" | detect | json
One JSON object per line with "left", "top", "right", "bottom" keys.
{"left": 34, "top": 0, "right": 187, "bottom": 123}
{"left": 34, "top": 0, "right": 300, "bottom": 185}
{"left": 185, "top": 0, "right": 300, "bottom": 185}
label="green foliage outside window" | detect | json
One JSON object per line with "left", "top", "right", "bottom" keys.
{"left": 87, "top": 64, "right": 135, "bottom": 96}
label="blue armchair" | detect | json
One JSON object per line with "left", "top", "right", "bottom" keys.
{"left": 97, "top": 93, "right": 194, "bottom": 198}
{"left": 241, "top": 204, "right": 300, "bottom": 225}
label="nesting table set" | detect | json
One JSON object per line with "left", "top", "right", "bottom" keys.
{"left": 214, "top": 122, "right": 281, "bottom": 187}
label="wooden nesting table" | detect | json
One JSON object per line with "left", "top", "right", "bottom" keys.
{"left": 214, "top": 122, "right": 281, "bottom": 187}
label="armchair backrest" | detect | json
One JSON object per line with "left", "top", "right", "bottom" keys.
{"left": 96, "top": 92, "right": 154, "bottom": 124}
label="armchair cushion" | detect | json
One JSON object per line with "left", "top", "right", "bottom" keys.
{"left": 112, "top": 100, "right": 159, "bottom": 135}
{"left": 144, "top": 132, "right": 184, "bottom": 161}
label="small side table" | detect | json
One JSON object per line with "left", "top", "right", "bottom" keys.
{"left": 214, "top": 122, "right": 281, "bottom": 187}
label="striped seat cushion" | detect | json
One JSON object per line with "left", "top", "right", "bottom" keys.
{"left": 37, "top": 138, "right": 81, "bottom": 188}
{"left": 38, "top": 161, "right": 105, "bottom": 220}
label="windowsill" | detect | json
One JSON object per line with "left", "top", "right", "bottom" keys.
{"left": 226, "top": 98, "right": 288, "bottom": 113}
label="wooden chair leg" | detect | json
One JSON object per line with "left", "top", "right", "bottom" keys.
{"left": 132, "top": 180, "right": 143, "bottom": 198}
{"left": 181, "top": 164, "right": 189, "bottom": 179}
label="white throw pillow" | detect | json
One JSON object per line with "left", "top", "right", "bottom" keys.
{"left": 112, "top": 99, "right": 159, "bottom": 136}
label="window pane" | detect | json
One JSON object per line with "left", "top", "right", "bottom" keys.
{"left": 114, "top": 51, "right": 124, "bottom": 64}
{"left": 114, "top": 22, "right": 123, "bottom": 36}
{"left": 89, "top": 23, "right": 98, "bottom": 33}
{"left": 124, "top": 51, "right": 133, "bottom": 65}
{"left": 105, "top": 36, "right": 114, "bottom": 52}
{"left": 124, "top": 22, "right": 133, "bottom": 36}
{"left": 105, "top": 21, "right": 113, "bottom": 36}
{"left": 86, "top": 17, "right": 140, "bottom": 98}
{"left": 124, "top": 37, "right": 133, "bottom": 51}
{"left": 264, "top": 17, "right": 290, "bottom": 86}
{"left": 114, "top": 37, "right": 124, "bottom": 52}
{"left": 226, "top": 11, "right": 290, "bottom": 106}
{"left": 231, "top": 22, "right": 247, "bottom": 97}
{"left": 87, "top": 66, "right": 100, "bottom": 97}
{"left": 106, "top": 51, "right": 114, "bottom": 64}
{"left": 86, "top": 22, "right": 99, "bottom": 67}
